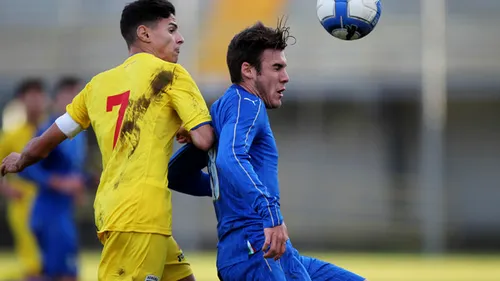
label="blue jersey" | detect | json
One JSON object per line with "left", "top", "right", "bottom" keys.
{"left": 19, "top": 116, "right": 87, "bottom": 222}
{"left": 209, "top": 84, "right": 283, "bottom": 269}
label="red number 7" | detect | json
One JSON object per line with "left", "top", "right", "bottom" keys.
{"left": 106, "top": 91, "right": 130, "bottom": 149}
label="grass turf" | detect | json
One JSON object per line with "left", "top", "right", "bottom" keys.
{"left": 0, "top": 251, "right": 499, "bottom": 281}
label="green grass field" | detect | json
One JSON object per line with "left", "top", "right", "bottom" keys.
{"left": 1, "top": 251, "right": 499, "bottom": 281}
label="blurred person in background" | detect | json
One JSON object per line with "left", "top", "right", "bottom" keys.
{"left": 0, "top": 78, "right": 46, "bottom": 281}
{"left": 17, "top": 77, "right": 88, "bottom": 281}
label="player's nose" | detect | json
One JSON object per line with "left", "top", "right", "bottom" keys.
{"left": 177, "top": 33, "right": 185, "bottom": 45}
{"left": 280, "top": 70, "right": 290, "bottom": 84}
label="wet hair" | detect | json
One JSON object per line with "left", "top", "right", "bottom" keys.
{"left": 120, "top": 0, "right": 176, "bottom": 48}
{"left": 226, "top": 17, "right": 294, "bottom": 83}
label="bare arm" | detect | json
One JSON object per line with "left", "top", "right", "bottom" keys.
{"left": 176, "top": 124, "right": 214, "bottom": 151}
{"left": 189, "top": 124, "right": 214, "bottom": 151}
{"left": 1, "top": 124, "right": 67, "bottom": 176}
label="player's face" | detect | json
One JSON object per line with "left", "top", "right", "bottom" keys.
{"left": 22, "top": 90, "right": 47, "bottom": 117}
{"left": 255, "top": 49, "right": 289, "bottom": 109}
{"left": 149, "top": 15, "right": 184, "bottom": 63}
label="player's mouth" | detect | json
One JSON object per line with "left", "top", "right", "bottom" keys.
{"left": 174, "top": 48, "right": 180, "bottom": 54}
{"left": 277, "top": 88, "right": 285, "bottom": 97}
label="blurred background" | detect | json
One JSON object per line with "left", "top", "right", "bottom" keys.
{"left": 0, "top": 0, "right": 499, "bottom": 280}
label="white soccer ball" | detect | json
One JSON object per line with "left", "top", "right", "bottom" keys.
{"left": 316, "top": 0, "right": 382, "bottom": 40}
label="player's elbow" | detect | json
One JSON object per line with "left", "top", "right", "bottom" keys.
{"left": 193, "top": 138, "right": 213, "bottom": 151}
{"left": 190, "top": 124, "right": 214, "bottom": 151}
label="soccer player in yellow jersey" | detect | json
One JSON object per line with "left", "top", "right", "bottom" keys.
{"left": 0, "top": 79, "right": 45, "bottom": 281}
{"left": 1, "top": 1, "right": 214, "bottom": 281}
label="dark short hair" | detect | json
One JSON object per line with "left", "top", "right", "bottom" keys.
{"left": 120, "top": 0, "right": 176, "bottom": 48}
{"left": 15, "top": 78, "right": 45, "bottom": 98}
{"left": 54, "top": 76, "right": 81, "bottom": 94}
{"left": 226, "top": 19, "right": 293, "bottom": 83}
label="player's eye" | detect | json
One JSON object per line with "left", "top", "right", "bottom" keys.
{"left": 168, "top": 26, "right": 177, "bottom": 34}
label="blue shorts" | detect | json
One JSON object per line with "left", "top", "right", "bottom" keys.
{"left": 31, "top": 216, "right": 78, "bottom": 277}
{"left": 218, "top": 241, "right": 365, "bottom": 281}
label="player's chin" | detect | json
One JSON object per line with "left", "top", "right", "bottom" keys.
{"left": 166, "top": 51, "right": 179, "bottom": 63}
{"left": 270, "top": 99, "right": 282, "bottom": 109}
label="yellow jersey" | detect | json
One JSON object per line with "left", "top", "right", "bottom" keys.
{"left": 66, "top": 53, "right": 211, "bottom": 237}
{"left": 0, "top": 123, "right": 38, "bottom": 198}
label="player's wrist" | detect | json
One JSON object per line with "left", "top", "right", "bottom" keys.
{"left": 18, "top": 151, "right": 41, "bottom": 172}
{"left": 261, "top": 206, "right": 284, "bottom": 229}
{"left": 14, "top": 155, "right": 25, "bottom": 170}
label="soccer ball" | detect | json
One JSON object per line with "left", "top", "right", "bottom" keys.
{"left": 316, "top": 0, "right": 382, "bottom": 40}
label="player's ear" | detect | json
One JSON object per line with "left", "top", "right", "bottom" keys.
{"left": 136, "top": 25, "right": 151, "bottom": 43}
{"left": 241, "top": 62, "right": 255, "bottom": 80}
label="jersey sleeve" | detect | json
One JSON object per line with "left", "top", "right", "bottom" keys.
{"left": 216, "top": 98, "right": 283, "bottom": 229}
{"left": 169, "top": 65, "right": 212, "bottom": 131}
{"left": 168, "top": 143, "right": 211, "bottom": 197}
{"left": 66, "top": 81, "right": 91, "bottom": 130}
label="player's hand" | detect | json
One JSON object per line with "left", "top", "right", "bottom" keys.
{"left": 0, "top": 153, "right": 22, "bottom": 177}
{"left": 176, "top": 126, "right": 192, "bottom": 144}
{"left": 62, "top": 175, "right": 85, "bottom": 195}
{"left": 50, "top": 175, "right": 85, "bottom": 195}
{"left": 262, "top": 223, "right": 289, "bottom": 260}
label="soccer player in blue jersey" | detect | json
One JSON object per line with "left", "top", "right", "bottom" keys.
{"left": 18, "top": 77, "right": 88, "bottom": 281}
{"left": 169, "top": 22, "right": 367, "bottom": 280}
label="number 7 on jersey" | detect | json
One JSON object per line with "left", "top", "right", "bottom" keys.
{"left": 106, "top": 91, "right": 130, "bottom": 149}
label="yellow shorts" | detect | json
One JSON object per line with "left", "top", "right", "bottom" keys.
{"left": 98, "top": 231, "right": 192, "bottom": 281}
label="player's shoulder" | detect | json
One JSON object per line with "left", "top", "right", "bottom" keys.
{"left": 78, "top": 68, "right": 114, "bottom": 95}
{"left": 90, "top": 54, "right": 177, "bottom": 82}
{"left": 144, "top": 59, "right": 194, "bottom": 87}
{"left": 90, "top": 64, "right": 122, "bottom": 85}
{"left": 213, "top": 85, "right": 262, "bottom": 119}
{"left": 170, "top": 63, "right": 195, "bottom": 84}
{"left": 134, "top": 53, "right": 190, "bottom": 76}
{"left": 228, "top": 84, "right": 262, "bottom": 109}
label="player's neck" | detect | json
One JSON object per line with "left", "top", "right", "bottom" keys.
{"left": 128, "top": 45, "right": 160, "bottom": 60}
{"left": 238, "top": 82, "right": 262, "bottom": 100}
{"left": 128, "top": 45, "right": 148, "bottom": 57}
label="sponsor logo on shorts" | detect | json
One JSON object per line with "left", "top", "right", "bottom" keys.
{"left": 145, "top": 275, "right": 159, "bottom": 281}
